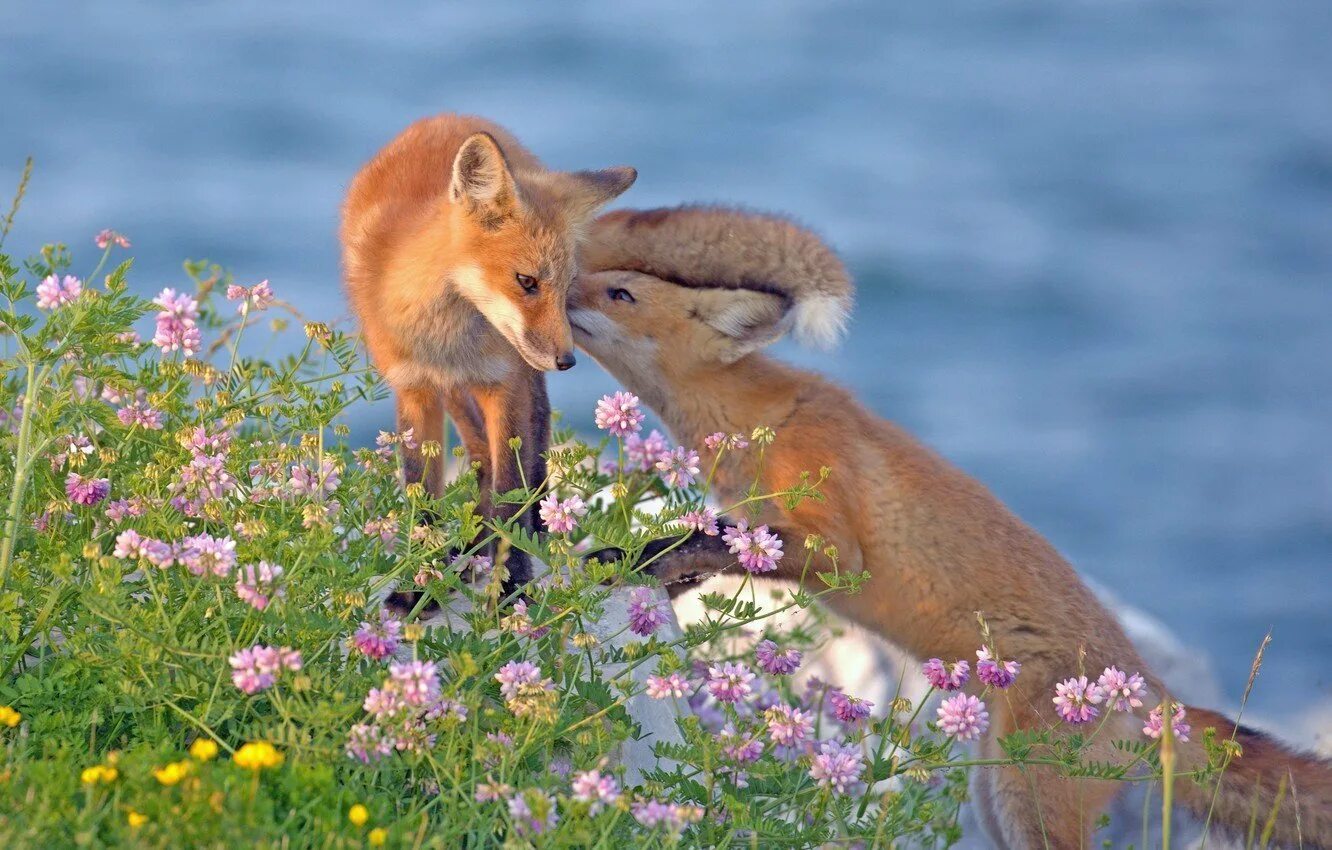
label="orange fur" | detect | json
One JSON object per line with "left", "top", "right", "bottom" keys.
{"left": 572, "top": 205, "right": 1332, "bottom": 848}
{"left": 341, "top": 114, "right": 635, "bottom": 590}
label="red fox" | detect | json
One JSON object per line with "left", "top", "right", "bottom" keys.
{"left": 341, "top": 114, "right": 635, "bottom": 592}
{"left": 572, "top": 205, "right": 1332, "bottom": 848}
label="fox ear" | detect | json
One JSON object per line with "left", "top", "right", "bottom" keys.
{"left": 564, "top": 167, "right": 637, "bottom": 220}
{"left": 694, "top": 288, "right": 792, "bottom": 363}
{"left": 449, "top": 133, "right": 517, "bottom": 218}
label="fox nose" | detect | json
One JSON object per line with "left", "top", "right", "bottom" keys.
{"left": 555, "top": 352, "right": 577, "bottom": 371}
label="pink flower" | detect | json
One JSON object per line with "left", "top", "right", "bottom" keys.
{"left": 178, "top": 533, "right": 237, "bottom": 577}
{"left": 829, "top": 690, "right": 873, "bottom": 725}
{"left": 235, "top": 561, "right": 284, "bottom": 610}
{"left": 389, "top": 660, "right": 440, "bottom": 706}
{"left": 705, "top": 661, "right": 755, "bottom": 704}
{"left": 363, "top": 515, "right": 400, "bottom": 552}
{"left": 94, "top": 229, "right": 131, "bottom": 249}
{"left": 1097, "top": 666, "right": 1147, "bottom": 712}
{"left": 976, "top": 647, "right": 1020, "bottom": 689}
{"left": 1143, "top": 702, "right": 1190, "bottom": 743}
{"left": 345, "top": 723, "right": 394, "bottom": 764}
{"left": 65, "top": 472, "right": 110, "bottom": 506}
{"left": 352, "top": 612, "right": 403, "bottom": 661}
{"left": 631, "top": 800, "right": 703, "bottom": 833}
{"left": 723, "top": 519, "right": 784, "bottom": 574}
{"left": 226, "top": 279, "right": 275, "bottom": 314}
{"left": 288, "top": 458, "right": 340, "bottom": 497}
{"left": 809, "top": 740, "right": 864, "bottom": 794}
{"left": 625, "top": 429, "right": 669, "bottom": 472}
{"left": 764, "top": 703, "right": 815, "bottom": 748}
{"left": 755, "top": 639, "right": 802, "bottom": 675}
{"left": 475, "top": 779, "right": 513, "bottom": 802}
{"left": 508, "top": 789, "right": 558, "bottom": 837}
{"left": 362, "top": 686, "right": 404, "bottom": 719}
{"left": 495, "top": 660, "right": 543, "bottom": 701}
{"left": 36, "top": 274, "right": 83, "bottom": 310}
{"left": 111, "top": 530, "right": 172, "bottom": 566}
{"left": 922, "top": 658, "right": 970, "bottom": 691}
{"left": 151, "top": 288, "right": 202, "bottom": 356}
{"left": 645, "top": 673, "right": 688, "bottom": 699}
{"left": 1053, "top": 676, "right": 1104, "bottom": 724}
{"left": 570, "top": 769, "right": 619, "bottom": 813}
{"left": 594, "top": 391, "right": 645, "bottom": 437}
{"left": 719, "top": 723, "right": 764, "bottom": 763}
{"left": 538, "top": 492, "right": 586, "bottom": 534}
{"left": 116, "top": 401, "right": 165, "bottom": 430}
{"left": 937, "top": 693, "right": 990, "bottom": 741}
{"left": 656, "top": 446, "right": 700, "bottom": 489}
{"left": 704, "top": 432, "right": 749, "bottom": 452}
{"left": 627, "top": 587, "right": 669, "bottom": 636}
{"left": 676, "top": 506, "right": 720, "bottom": 536}
{"left": 228, "top": 644, "right": 299, "bottom": 694}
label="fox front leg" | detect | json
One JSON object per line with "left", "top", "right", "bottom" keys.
{"left": 471, "top": 371, "right": 550, "bottom": 596}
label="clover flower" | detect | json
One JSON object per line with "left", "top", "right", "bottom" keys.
{"left": 66, "top": 472, "right": 110, "bottom": 506}
{"left": 765, "top": 703, "right": 815, "bottom": 748}
{"left": 389, "top": 660, "right": 440, "bottom": 706}
{"left": 706, "top": 661, "right": 756, "bottom": 704}
{"left": 571, "top": 769, "right": 619, "bottom": 813}
{"left": 1143, "top": 702, "right": 1191, "bottom": 743}
{"left": 704, "top": 432, "right": 750, "bottom": 452}
{"left": 829, "top": 690, "right": 873, "bottom": 725}
{"left": 475, "top": 779, "right": 513, "bottom": 803}
{"left": 363, "top": 514, "right": 400, "bottom": 552}
{"left": 937, "top": 693, "right": 990, "bottom": 741}
{"left": 229, "top": 644, "right": 300, "bottom": 694}
{"left": 151, "top": 288, "right": 202, "bottom": 356}
{"left": 538, "top": 492, "right": 586, "bottom": 534}
{"left": 1053, "top": 676, "right": 1104, "bottom": 724}
{"left": 723, "top": 519, "right": 784, "bottom": 574}
{"left": 656, "top": 446, "right": 701, "bottom": 489}
{"left": 594, "top": 391, "right": 645, "bottom": 437}
{"left": 288, "top": 458, "right": 340, "bottom": 498}
{"left": 1097, "top": 666, "right": 1147, "bottom": 712}
{"left": 809, "top": 740, "right": 864, "bottom": 794}
{"left": 234, "top": 561, "right": 285, "bottom": 610}
{"left": 36, "top": 274, "right": 83, "bottom": 310}
{"left": 116, "top": 401, "right": 165, "bottom": 430}
{"left": 632, "top": 799, "right": 704, "bottom": 834}
{"left": 225, "top": 279, "right": 275, "bottom": 314}
{"left": 94, "top": 229, "right": 131, "bottom": 249}
{"left": 627, "top": 586, "right": 670, "bottom": 636}
{"left": 976, "top": 646, "right": 1020, "bottom": 689}
{"left": 495, "top": 660, "right": 543, "bottom": 701}
{"left": 345, "top": 723, "right": 395, "bottom": 764}
{"left": 625, "top": 429, "right": 669, "bottom": 472}
{"left": 179, "top": 533, "right": 237, "bottom": 578}
{"left": 645, "top": 673, "right": 689, "bottom": 699}
{"left": 508, "top": 789, "right": 558, "bottom": 838}
{"left": 677, "top": 506, "right": 720, "bottom": 535}
{"left": 922, "top": 658, "right": 970, "bottom": 691}
{"left": 755, "top": 639, "right": 802, "bottom": 675}
{"left": 352, "top": 612, "right": 403, "bottom": 661}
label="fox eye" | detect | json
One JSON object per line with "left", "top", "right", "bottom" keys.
{"left": 516, "top": 273, "right": 539, "bottom": 294}
{"left": 608, "top": 287, "right": 635, "bottom": 304}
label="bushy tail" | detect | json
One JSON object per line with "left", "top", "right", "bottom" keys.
{"left": 1179, "top": 706, "right": 1332, "bottom": 847}
{"left": 584, "top": 205, "right": 854, "bottom": 349}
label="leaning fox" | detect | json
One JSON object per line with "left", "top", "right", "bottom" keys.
{"left": 341, "top": 114, "right": 635, "bottom": 592}
{"left": 572, "top": 205, "right": 1332, "bottom": 848}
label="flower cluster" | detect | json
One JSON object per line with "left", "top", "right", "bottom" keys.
{"left": 722, "top": 519, "right": 784, "bottom": 574}
{"left": 229, "top": 644, "right": 302, "bottom": 694}
{"left": 151, "top": 288, "right": 202, "bottom": 357}
{"left": 594, "top": 391, "right": 645, "bottom": 437}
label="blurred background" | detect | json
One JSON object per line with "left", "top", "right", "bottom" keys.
{"left": 2, "top": 1, "right": 1328, "bottom": 733}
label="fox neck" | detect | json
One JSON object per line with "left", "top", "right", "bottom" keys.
{"left": 652, "top": 354, "right": 804, "bottom": 460}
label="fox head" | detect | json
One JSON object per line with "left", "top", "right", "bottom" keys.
{"left": 448, "top": 132, "right": 637, "bottom": 372}
{"left": 568, "top": 270, "right": 799, "bottom": 406}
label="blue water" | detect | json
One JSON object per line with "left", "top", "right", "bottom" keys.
{"left": 3, "top": 1, "right": 1330, "bottom": 725}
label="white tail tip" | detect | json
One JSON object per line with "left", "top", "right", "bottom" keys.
{"left": 792, "top": 295, "right": 851, "bottom": 350}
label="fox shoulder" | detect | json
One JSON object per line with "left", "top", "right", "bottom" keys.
{"left": 584, "top": 205, "right": 853, "bottom": 349}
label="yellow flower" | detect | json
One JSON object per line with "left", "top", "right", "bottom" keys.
{"left": 368, "top": 828, "right": 387, "bottom": 846}
{"left": 126, "top": 811, "right": 148, "bottom": 829}
{"left": 80, "top": 764, "right": 118, "bottom": 785}
{"left": 0, "top": 706, "right": 19, "bottom": 728}
{"left": 348, "top": 804, "right": 369, "bottom": 827}
{"left": 189, "top": 738, "right": 219, "bottom": 762}
{"left": 152, "top": 760, "right": 192, "bottom": 786}
{"left": 233, "top": 741, "right": 283, "bottom": 770}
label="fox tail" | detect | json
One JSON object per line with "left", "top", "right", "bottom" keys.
{"left": 583, "top": 204, "right": 854, "bottom": 349}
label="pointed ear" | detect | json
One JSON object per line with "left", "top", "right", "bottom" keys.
{"left": 563, "top": 166, "right": 637, "bottom": 220}
{"left": 694, "top": 287, "right": 793, "bottom": 363}
{"left": 449, "top": 133, "right": 517, "bottom": 218}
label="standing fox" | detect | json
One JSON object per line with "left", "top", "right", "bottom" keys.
{"left": 341, "top": 114, "right": 635, "bottom": 592}
{"left": 572, "top": 205, "right": 1332, "bottom": 848}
